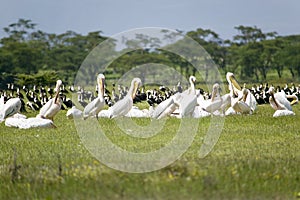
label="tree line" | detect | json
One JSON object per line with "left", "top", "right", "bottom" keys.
{"left": 0, "top": 18, "right": 300, "bottom": 88}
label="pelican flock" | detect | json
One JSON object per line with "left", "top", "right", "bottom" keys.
{"left": 0, "top": 71, "right": 299, "bottom": 129}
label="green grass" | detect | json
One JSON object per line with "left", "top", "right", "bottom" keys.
{"left": 1, "top": 105, "right": 300, "bottom": 200}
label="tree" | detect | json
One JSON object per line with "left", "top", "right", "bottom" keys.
{"left": 232, "top": 25, "right": 278, "bottom": 80}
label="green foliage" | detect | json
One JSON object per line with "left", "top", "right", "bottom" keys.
{"left": 1, "top": 19, "right": 300, "bottom": 84}
{"left": 15, "top": 70, "right": 58, "bottom": 86}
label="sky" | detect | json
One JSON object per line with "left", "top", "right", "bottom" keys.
{"left": 1, "top": 0, "right": 300, "bottom": 40}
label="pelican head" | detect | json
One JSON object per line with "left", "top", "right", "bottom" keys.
{"left": 56, "top": 80, "right": 62, "bottom": 88}
{"left": 242, "top": 88, "right": 248, "bottom": 102}
{"left": 189, "top": 76, "right": 196, "bottom": 83}
{"left": 97, "top": 74, "right": 105, "bottom": 97}
{"left": 226, "top": 72, "right": 242, "bottom": 91}
{"left": 211, "top": 83, "right": 219, "bottom": 101}
{"left": 97, "top": 74, "right": 105, "bottom": 82}
{"left": 53, "top": 80, "right": 63, "bottom": 103}
{"left": 130, "top": 78, "right": 142, "bottom": 99}
{"left": 267, "top": 87, "right": 275, "bottom": 95}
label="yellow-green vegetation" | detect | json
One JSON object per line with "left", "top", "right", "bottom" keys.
{"left": 1, "top": 105, "right": 300, "bottom": 199}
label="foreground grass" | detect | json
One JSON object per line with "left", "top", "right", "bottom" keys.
{"left": 0, "top": 105, "right": 300, "bottom": 200}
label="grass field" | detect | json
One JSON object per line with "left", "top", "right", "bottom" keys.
{"left": 1, "top": 105, "right": 300, "bottom": 200}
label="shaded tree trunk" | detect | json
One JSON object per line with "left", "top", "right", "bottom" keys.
{"left": 289, "top": 66, "right": 295, "bottom": 78}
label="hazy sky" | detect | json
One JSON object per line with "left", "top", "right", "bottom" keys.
{"left": 1, "top": 0, "right": 299, "bottom": 40}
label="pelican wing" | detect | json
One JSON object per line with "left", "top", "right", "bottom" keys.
{"left": 98, "top": 109, "right": 111, "bottom": 118}
{"left": 273, "top": 110, "right": 295, "bottom": 117}
{"left": 39, "top": 99, "right": 54, "bottom": 116}
{"left": 158, "top": 103, "right": 178, "bottom": 119}
{"left": 44, "top": 99, "right": 62, "bottom": 119}
{"left": 83, "top": 98, "right": 104, "bottom": 119}
{"left": 178, "top": 93, "right": 197, "bottom": 117}
{"left": 219, "top": 94, "right": 231, "bottom": 111}
{"left": 66, "top": 106, "right": 83, "bottom": 119}
{"left": 1, "top": 98, "right": 21, "bottom": 121}
{"left": 109, "top": 96, "right": 132, "bottom": 118}
{"left": 245, "top": 91, "right": 257, "bottom": 112}
{"left": 125, "top": 106, "right": 149, "bottom": 118}
{"left": 5, "top": 117, "right": 56, "bottom": 129}
{"left": 275, "top": 92, "right": 292, "bottom": 111}
{"left": 193, "top": 106, "right": 211, "bottom": 118}
{"left": 151, "top": 97, "right": 175, "bottom": 118}
{"left": 232, "top": 101, "right": 251, "bottom": 114}
{"left": 27, "top": 118, "right": 56, "bottom": 128}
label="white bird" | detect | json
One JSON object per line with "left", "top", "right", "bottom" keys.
{"left": 183, "top": 76, "right": 196, "bottom": 95}
{"left": 177, "top": 92, "right": 197, "bottom": 118}
{"left": 198, "top": 83, "right": 223, "bottom": 113}
{"left": 151, "top": 93, "right": 180, "bottom": 119}
{"left": 83, "top": 74, "right": 105, "bottom": 119}
{"left": 225, "top": 72, "right": 257, "bottom": 115}
{"left": 268, "top": 86, "right": 297, "bottom": 117}
{"left": 5, "top": 117, "right": 56, "bottom": 129}
{"left": 66, "top": 106, "right": 83, "bottom": 119}
{"left": 125, "top": 106, "right": 150, "bottom": 118}
{"left": 0, "top": 97, "right": 22, "bottom": 122}
{"left": 152, "top": 76, "right": 197, "bottom": 119}
{"left": 226, "top": 72, "right": 242, "bottom": 96}
{"left": 195, "top": 83, "right": 232, "bottom": 117}
{"left": 230, "top": 88, "right": 252, "bottom": 114}
{"left": 37, "top": 80, "right": 63, "bottom": 121}
{"left": 177, "top": 76, "right": 198, "bottom": 117}
{"left": 108, "top": 77, "right": 142, "bottom": 118}
{"left": 98, "top": 109, "right": 111, "bottom": 118}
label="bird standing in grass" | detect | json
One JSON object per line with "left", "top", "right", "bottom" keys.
{"left": 83, "top": 74, "right": 105, "bottom": 119}
{"left": 268, "top": 86, "right": 298, "bottom": 117}
{"left": 108, "top": 77, "right": 141, "bottom": 118}
{"left": 37, "top": 80, "right": 63, "bottom": 121}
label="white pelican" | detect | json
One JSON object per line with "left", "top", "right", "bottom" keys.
{"left": 230, "top": 88, "right": 252, "bottom": 114}
{"left": 184, "top": 76, "right": 196, "bottom": 95}
{"left": 225, "top": 72, "right": 257, "bottom": 114}
{"left": 0, "top": 98, "right": 22, "bottom": 122}
{"left": 125, "top": 106, "right": 150, "bottom": 118}
{"left": 177, "top": 93, "right": 197, "bottom": 117}
{"left": 226, "top": 72, "right": 241, "bottom": 96}
{"left": 152, "top": 76, "right": 197, "bottom": 119}
{"left": 66, "top": 106, "right": 83, "bottom": 119}
{"left": 177, "top": 75, "right": 198, "bottom": 117}
{"left": 198, "top": 83, "right": 222, "bottom": 113}
{"left": 37, "top": 80, "right": 63, "bottom": 121}
{"left": 108, "top": 78, "right": 142, "bottom": 118}
{"left": 5, "top": 117, "right": 56, "bottom": 129}
{"left": 196, "top": 83, "right": 231, "bottom": 116}
{"left": 83, "top": 74, "right": 105, "bottom": 119}
{"left": 176, "top": 76, "right": 197, "bottom": 118}
{"left": 268, "top": 86, "right": 297, "bottom": 117}
{"left": 151, "top": 93, "right": 180, "bottom": 119}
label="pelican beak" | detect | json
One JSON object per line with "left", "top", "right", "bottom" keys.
{"left": 242, "top": 91, "right": 248, "bottom": 102}
{"left": 131, "top": 81, "right": 140, "bottom": 99}
{"left": 229, "top": 75, "right": 241, "bottom": 91}
{"left": 211, "top": 87, "right": 217, "bottom": 102}
{"left": 99, "top": 78, "right": 105, "bottom": 94}
{"left": 290, "top": 96, "right": 298, "bottom": 105}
